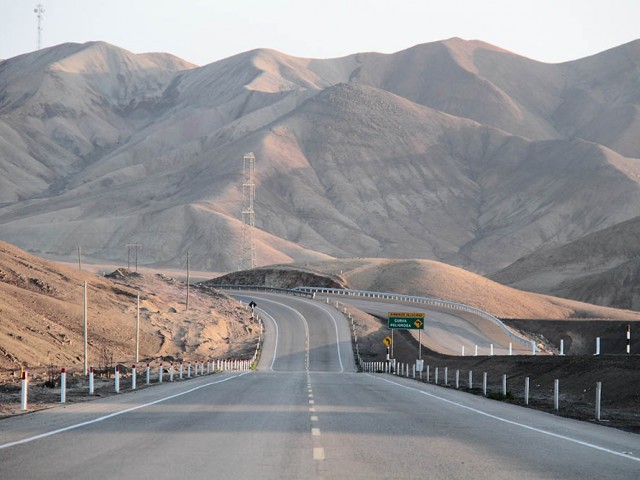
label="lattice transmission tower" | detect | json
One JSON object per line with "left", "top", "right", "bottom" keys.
{"left": 34, "top": 4, "right": 45, "bottom": 50}
{"left": 239, "top": 152, "right": 257, "bottom": 270}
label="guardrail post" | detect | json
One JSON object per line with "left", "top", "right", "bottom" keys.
{"left": 21, "top": 371, "right": 28, "bottom": 411}
{"left": 525, "top": 377, "right": 529, "bottom": 405}
{"left": 483, "top": 372, "right": 487, "bottom": 396}
{"left": 554, "top": 379, "right": 560, "bottom": 410}
{"left": 132, "top": 365, "right": 136, "bottom": 390}
{"left": 60, "top": 368, "right": 66, "bottom": 403}
{"left": 115, "top": 365, "right": 120, "bottom": 393}
{"left": 89, "top": 366, "right": 94, "bottom": 394}
{"left": 595, "top": 382, "right": 602, "bottom": 421}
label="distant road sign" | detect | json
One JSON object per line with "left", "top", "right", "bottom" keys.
{"left": 249, "top": 301, "right": 257, "bottom": 310}
{"left": 383, "top": 336, "right": 392, "bottom": 347}
{"left": 388, "top": 312, "right": 425, "bottom": 330}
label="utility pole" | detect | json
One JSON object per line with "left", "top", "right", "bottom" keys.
{"left": 83, "top": 281, "right": 87, "bottom": 376}
{"left": 185, "top": 251, "right": 190, "bottom": 311}
{"left": 135, "top": 294, "right": 140, "bottom": 363}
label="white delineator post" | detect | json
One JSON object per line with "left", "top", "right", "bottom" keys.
{"left": 509, "top": 343, "right": 512, "bottom": 356}
{"left": 132, "top": 365, "right": 136, "bottom": 390}
{"left": 595, "top": 337, "right": 601, "bottom": 356}
{"left": 483, "top": 372, "right": 487, "bottom": 397}
{"left": 180, "top": 362, "right": 183, "bottom": 379}
{"left": 524, "top": 377, "right": 529, "bottom": 405}
{"left": 115, "top": 365, "right": 120, "bottom": 393}
{"left": 89, "top": 366, "right": 94, "bottom": 394}
{"left": 595, "top": 382, "right": 602, "bottom": 421}
{"left": 531, "top": 341, "right": 536, "bottom": 355}
{"left": 21, "top": 371, "right": 28, "bottom": 411}
{"left": 146, "top": 363, "right": 150, "bottom": 385}
{"left": 490, "top": 344, "right": 494, "bottom": 356}
{"left": 627, "top": 325, "right": 631, "bottom": 354}
{"left": 468, "top": 370, "right": 473, "bottom": 389}
{"left": 502, "top": 374, "right": 507, "bottom": 396}
{"left": 554, "top": 379, "right": 560, "bottom": 411}
{"left": 169, "top": 363, "right": 174, "bottom": 382}
{"left": 474, "top": 345, "right": 478, "bottom": 356}
{"left": 60, "top": 368, "right": 67, "bottom": 404}
{"left": 455, "top": 370, "right": 460, "bottom": 389}
{"left": 187, "top": 362, "right": 191, "bottom": 378}
{"left": 159, "top": 363, "right": 163, "bottom": 383}
{"left": 560, "top": 339, "right": 565, "bottom": 356}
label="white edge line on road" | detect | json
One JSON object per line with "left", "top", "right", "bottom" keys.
{"left": 370, "top": 374, "right": 640, "bottom": 463}
{"left": 0, "top": 373, "right": 250, "bottom": 451}
{"left": 255, "top": 307, "right": 279, "bottom": 371}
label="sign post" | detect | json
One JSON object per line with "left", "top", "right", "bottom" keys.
{"left": 387, "top": 312, "right": 425, "bottom": 369}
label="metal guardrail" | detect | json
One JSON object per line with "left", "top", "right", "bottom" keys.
{"left": 202, "top": 284, "right": 315, "bottom": 298}
{"left": 293, "top": 286, "right": 531, "bottom": 347}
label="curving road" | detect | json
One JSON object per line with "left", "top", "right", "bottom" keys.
{"left": 326, "top": 295, "right": 532, "bottom": 355}
{"left": 0, "top": 292, "right": 638, "bottom": 479}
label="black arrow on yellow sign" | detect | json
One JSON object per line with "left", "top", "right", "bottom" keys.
{"left": 414, "top": 319, "right": 423, "bottom": 329}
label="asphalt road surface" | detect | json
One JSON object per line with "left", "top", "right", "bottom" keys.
{"left": 1, "top": 292, "right": 638, "bottom": 479}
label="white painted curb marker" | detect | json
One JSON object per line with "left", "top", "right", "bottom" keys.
{"left": 21, "top": 371, "right": 28, "bottom": 411}
{"left": 60, "top": 368, "right": 66, "bottom": 404}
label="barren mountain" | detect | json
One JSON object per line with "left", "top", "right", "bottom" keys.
{"left": 491, "top": 215, "right": 640, "bottom": 310}
{"left": 1, "top": 38, "right": 640, "bottom": 277}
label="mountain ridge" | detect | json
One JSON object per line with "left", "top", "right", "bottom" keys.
{"left": 1, "top": 38, "right": 640, "bottom": 296}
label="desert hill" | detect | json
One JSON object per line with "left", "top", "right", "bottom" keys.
{"left": 491, "top": 215, "right": 640, "bottom": 310}
{"left": 212, "top": 257, "right": 640, "bottom": 321}
{"left": 1, "top": 38, "right": 640, "bottom": 279}
{"left": 0, "top": 240, "right": 258, "bottom": 372}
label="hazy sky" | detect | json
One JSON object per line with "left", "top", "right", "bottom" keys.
{"left": 1, "top": 0, "right": 638, "bottom": 65}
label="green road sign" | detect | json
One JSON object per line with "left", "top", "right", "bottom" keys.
{"left": 387, "top": 312, "right": 425, "bottom": 330}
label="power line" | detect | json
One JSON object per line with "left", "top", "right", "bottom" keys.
{"left": 33, "top": 4, "right": 45, "bottom": 50}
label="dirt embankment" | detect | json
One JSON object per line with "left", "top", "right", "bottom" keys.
{"left": 341, "top": 302, "right": 640, "bottom": 434}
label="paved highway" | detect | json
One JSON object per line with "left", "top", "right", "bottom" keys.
{"left": 323, "top": 295, "right": 532, "bottom": 356}
{"left": 1, "top": 292, "right": 638, "bottom": 479}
